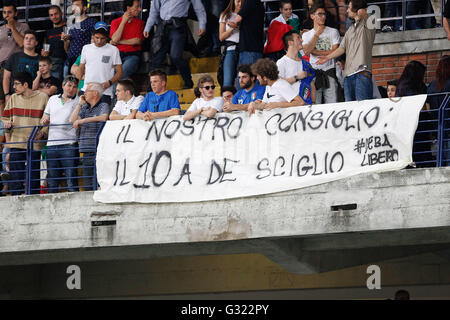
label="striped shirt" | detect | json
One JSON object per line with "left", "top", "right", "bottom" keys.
{"left": 1, "top": 91, "right": 48, "bottom": 150}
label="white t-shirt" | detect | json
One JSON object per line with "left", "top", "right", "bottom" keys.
{"left": 44, "top": 95, "right": 79, "bottom": 146}
{"left": 187, "top": 97, "right": 224, "bottom": 113}
{"left": 219, "top": 12, "right": 239, "bottom": 51}
{"left": 80, "top": 43, "right": 122, "bottom": 97}
{"left": 276, "top": 55, "right": 304, "bottom": 93}
{"left": 112, "top": 95, "right": 144, "bottom": 116}
{"left": 262, "top": 79, "right": 298, "bottom": 103}
{"left": 302, "top": 27, "right": 340, "bottom": 70}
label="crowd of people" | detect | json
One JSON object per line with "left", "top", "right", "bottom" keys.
{"left": 0, "top": 0, "right": 449, "bottom": 196}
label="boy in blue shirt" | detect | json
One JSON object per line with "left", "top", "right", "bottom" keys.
{"left": 136, "top": 69, "right": 180, "bottom": 121}
{"left": 223, "top": 64, "right": 265, "bottom": 112}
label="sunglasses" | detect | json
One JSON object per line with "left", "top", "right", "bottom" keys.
{"left": 201, "top": 85, "right": 216, "bottom": 90}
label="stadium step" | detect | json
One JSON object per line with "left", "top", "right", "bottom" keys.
{"left": 166, "top": 72, "right": 218, "bottom": 91}
{"left": 189, "top": 56, "right": 220, "bottom": 74}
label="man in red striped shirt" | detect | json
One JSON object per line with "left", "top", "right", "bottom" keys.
{"left": 1, "top": 72, "right": 48, "bottom": 195}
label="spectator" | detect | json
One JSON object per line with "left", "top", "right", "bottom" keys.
{"left": 143, "top": 0, "right": 207, "bottom": 89}
{"left": 198, "top": 0, "right": 224, "bottom": 57}
{"left": 221, "top": 86, "right": 237, "bottom": 103}
{"left": 264, "top": 1, "right": 300, "bottom": 62}
{"left": 223, "top": 64, "right": 265, "bottom": 112}
{"left": 3, "top": 30, "right": 40, "bottom": 106}
{"left": 232, "top": 0, "right": 265, "bottom": 68}
{"left": 43, "top": 5, "right": 67, "bottom": 81}
{"left": 1, "top": 72, "right": 49, "bottom": 195}
{"left": 248, "top": 58, "right": 305, "bottom": 115}
{"left": 302, "top": 2, "right": 340, "bottom": 104}
{"left": 40, "top": 75, "right": 80, "bottom": 193}
{"left": 444, "top": 0, "right": 450, "bottom": 41}
{"left": 0, "top": 2, "right": 29, "bottom": 114}
{"left": 426, "top": 55, "right": 450, "bottom": 110}
{"left": 62, "top": 0, "right": 97, "bottom": 78}
{"left": 386, "top": 79, "right": 398, "bottom": 99}
{"left": 69, "top": 82, "right": 109, "bottom": 191}
{"left": 278, "top": 30, "right": 316, "bottom": 105}
{"left": 396, "top": 61, "right": 427, "bottom": 97}
{"left": 317, "top": 0, "right": 376, "bottom": 102}
{"left": 394, "top": 290, "right": 410, "bottom": 300}
{"left": 110, "top": 0, "right": 145, "bottom": 81}
{"left": 70, "top": 55, "right": 84, "bottom": 94}
{"left": 137, "top": 70, "right": 181, "bottom": 121}
{"left": 79, "top": 22, "right": 123, "bottom": 106}
{"left": 218, "top": 0, "right": 242, "bottom": 87}
{"left": 427, "top": 55, "right": 450, "bottom": 164}
{"left": 406, "top": 0, "right": 436, "bottom": 30}
{"left": 110, "top": 79, "right": 144, "bottom": 120}
{"left": 383, "top": 1, "right": 402, "bottom": 32}
{"left": 183, "top": 75, "right": 223, "bottom": 121}
{"left": 32, "top": 56, "right": 60, "bottom": 97}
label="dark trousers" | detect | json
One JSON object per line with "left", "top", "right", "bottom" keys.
{"left": 9, "top": 148, "right": 41, "bottom": 195}
{"left": 151, "top": 24, "right": 193, "bottom": 86}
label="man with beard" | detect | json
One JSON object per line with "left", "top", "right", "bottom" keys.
{"left": 223, "top": 64, "right": 265, "bottom": 112}
{"left": 43, "top": 5, "right": 67, "bottom": 81}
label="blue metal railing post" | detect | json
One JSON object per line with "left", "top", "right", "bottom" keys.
{"left": 402, "top": 0, "right": 407, "bottom": 31}
{"left": 26, "top": 126, "right": 39, "bottom": 195}
{"left": 92, "top": 122, "right": 106, "bottom": 191}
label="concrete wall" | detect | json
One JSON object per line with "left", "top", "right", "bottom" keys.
{"left": 0, "top": 167, "right": 450, "bottom": 298}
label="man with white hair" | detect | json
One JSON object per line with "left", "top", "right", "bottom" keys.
{"left": 69, "top": 82, "right": 109, "bottom": 190}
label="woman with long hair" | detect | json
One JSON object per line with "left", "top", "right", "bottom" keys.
{"left": 218, "top": 0, "right": 243, "bottom": 87}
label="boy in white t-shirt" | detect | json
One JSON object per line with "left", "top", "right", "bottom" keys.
{"left": 183, "top": 75, "right": 223, "bottom": 121}
{"left": 302, "top": 2, "right": 340, "bottom": 104}
{"left": 109, "top": 79, "right": 144, "bottom": 120}
{"left": 79, "top": 22, "right": 123, "bottom": 105}
{"left": 248, "top": 58, "right": 304, "bottom": 115}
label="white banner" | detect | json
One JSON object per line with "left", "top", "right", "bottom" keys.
{"left": 93, "top": 95, "right": 426, "bottom": 203}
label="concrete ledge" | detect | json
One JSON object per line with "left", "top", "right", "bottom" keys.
{"left": 373, "top": 28, "right": 450, "bottom": 56}
{"left": 1, "top": 167, "right": 449, "bottom": 273}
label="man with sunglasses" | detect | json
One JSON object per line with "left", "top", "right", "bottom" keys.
{"left": 136, "top": 69, "right": 180, "bottom": 121}
{"left": 302, "top": 2, "right": 340, "bottom": 104}
{"left": 183, "top": 75, "right": 223, "bottom": 121}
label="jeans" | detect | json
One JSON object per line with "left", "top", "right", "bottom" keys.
{"left": 344, "top": 72, "right": 373, "bottom": 102}
{"left": 151, "top": 24, "right": 193, "bottom": 86}
{"left": 46, "top": 143, "right": 79, "bottom": 193}
{"left": 121, "top": 54, "right": 141, "bottom": 80}
{"left": 407, "top": 0, "right": 436, "bottom": 30}
{"left": 9, "top": 148, "right": 41, "bottom": 195}
{"left": 236, "top": 51, "right": 263, "bottom": 89}
{"left": 316, "top": 76, "right": 338, "bottom": 104}
{"left": 223, "top": 50, "right": 238, "bottom": 87}
{"left": 81, "top": 151, "right": 97, "bottom": 191}
{"left": 2, "top": 147, "right": 9, "bottom": 172}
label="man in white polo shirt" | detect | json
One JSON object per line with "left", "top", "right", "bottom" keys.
{"left": 79, "top": 22, "right": 123, "bottom": 106}
{"left": 248, "top": 58, "right": 304, "bottom": 115}
{"left": 109, "top": 79, "right": 143, "bottom": 120}
{"left": 40, "top": 75, "right": 80, "bottom": 193}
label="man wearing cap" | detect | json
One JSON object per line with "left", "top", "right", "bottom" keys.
{"left": 143, "top": 0, "right": 207, "bottom": 89}
{"left": 78, "top": 22, "right": 123, "bottom": 106}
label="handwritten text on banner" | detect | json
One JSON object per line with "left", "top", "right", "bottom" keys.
{"left": 93, "top": 95, "right": 426, "bottom": 203}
